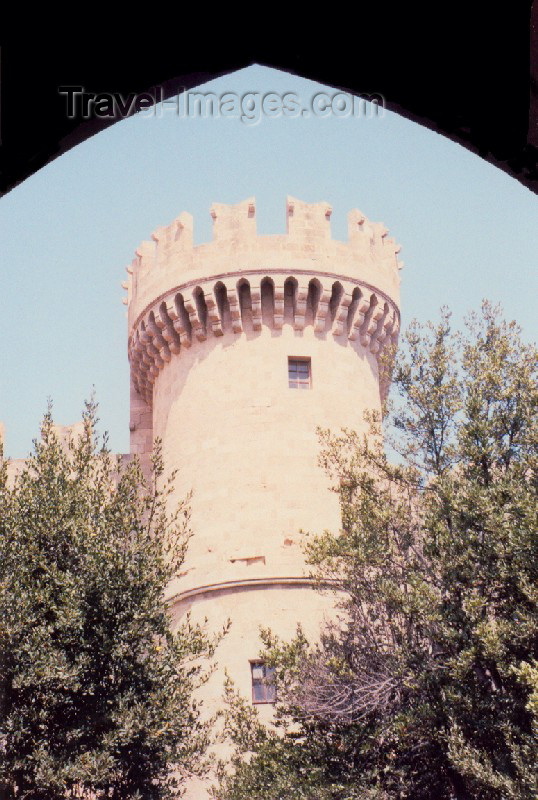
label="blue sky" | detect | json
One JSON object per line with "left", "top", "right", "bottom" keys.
{"left": 1, "top": 65, "right": 537, "bottom": 459}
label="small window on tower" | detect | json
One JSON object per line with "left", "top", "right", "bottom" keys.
{"left": 288, "top": 357, "right": 311, "bottom": 389}
{"left": 250, "top": 661, "right": 277, "bottom": 704}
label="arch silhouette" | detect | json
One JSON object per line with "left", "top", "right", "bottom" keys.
{"left": 0, "top": 28, "right": 535, "bottom": 196}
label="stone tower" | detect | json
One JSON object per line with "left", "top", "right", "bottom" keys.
{"left": 124, "top": 196, "right": 402, "bottom": 795}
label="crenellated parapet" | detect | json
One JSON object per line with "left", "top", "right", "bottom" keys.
{"left": 124, "top": 198, "right": 402, "bottom": 407}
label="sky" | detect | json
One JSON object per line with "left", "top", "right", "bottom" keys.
{"left": 1, "top": 65, "right": 537, "bottom": 459}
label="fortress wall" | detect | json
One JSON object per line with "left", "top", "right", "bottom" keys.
{"left": 158, "top": 323, "right": 381, "bottom": 597}
{"left": 171, "top": 583, "right": 336, "bottom": 722}
{"left": 124, "top": 197, "right": 403, "bottom": 798}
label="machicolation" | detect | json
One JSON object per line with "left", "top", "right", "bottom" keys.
{"left": 124, "top": 196, "right": 402, "bottom": 413}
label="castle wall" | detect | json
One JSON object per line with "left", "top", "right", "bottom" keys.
{"left": 124, "top": 197, "right": 402, "bottom": 798}
{"left": 171, "top": 583, "right": 336, "bottom": 799}
{"left": 157, "top": 321, "right": 382, "bottom": 721}
{"left": 158, "top": 324, "right": 381, "bottom": 597}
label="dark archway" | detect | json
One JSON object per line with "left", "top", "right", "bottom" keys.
{"left": 0, "top": 13, "right": 536, "bottom": 196}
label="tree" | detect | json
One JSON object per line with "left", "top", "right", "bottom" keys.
{"left": 217, "top": 303, "right": 538, "bottom": 800}
{"left": 0, "top": 402, "right": 218, "bottom": 799}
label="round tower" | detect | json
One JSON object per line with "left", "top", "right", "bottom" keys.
{"left": 124, "top": 196, "right": 401, "bottom": 789}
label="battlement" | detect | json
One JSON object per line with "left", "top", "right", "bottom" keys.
{"left": 123, "top": 197, "right": 402, "bottom": 331}
{"left": 125, "top": 197, "right": 403, "bottom": 425}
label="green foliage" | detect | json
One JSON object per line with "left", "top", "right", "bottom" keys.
{"left": 218, "top": 303, "right": 538, "bottom": 800}
{"left": 0, "top": 401, "right": 217, "bottom": 799}
{"left": 214, "top": 672, "right": 359, "bottom": 800}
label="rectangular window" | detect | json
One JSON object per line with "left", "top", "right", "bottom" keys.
{"left": 288, "top": 357, "right": 311, "bottom": 389}
{"left": 251, "top": 661, "right": 277, "bottom": 704}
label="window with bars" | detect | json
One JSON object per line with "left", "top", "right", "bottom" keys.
{"left": 250, "top": 661, "right": 277, "bottom": 704}
{"left": 288, "top": 357, "right": 311, "bottom": 389}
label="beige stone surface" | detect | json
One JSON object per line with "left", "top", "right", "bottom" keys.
{"left": 124, "top": 197, "right": 402, "bottom": 798}
{"left": 160, "top": 324, "right": 380, "bottom": 596}
{"left": 171, "top": 584, "right": 337, "bottom": 799}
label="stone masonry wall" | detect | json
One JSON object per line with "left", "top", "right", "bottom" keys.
{"left": 125, "top": 197, "right": 402, "bottom": 799}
